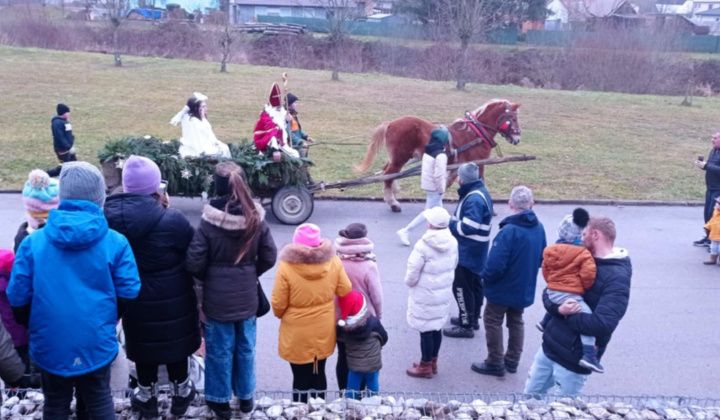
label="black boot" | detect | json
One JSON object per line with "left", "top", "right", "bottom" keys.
{"left": 240, "top": 398, "right": 255, "bottom": 414}
{"left": 471, "top": 361, "right": 506, "bottom": 377}
{"left": 450, "top": 316, "right": 480, "bottom": 331}
{"left": 579, "top": 345, "right": 604, "bottom": 373}
{"left": 171, "top": 377, "right": 196, "bottom": 416}
{"left": 443, "top": 325, "right": 474, "bottom": 338}
{"left": 504, "top": 359, "right": 518, "bottom": 374}
{"left": 206, "top": 401, "right": 232, "bottom": 419}
{"left": 130, "top": 383, "right": 159, "bottom": 418}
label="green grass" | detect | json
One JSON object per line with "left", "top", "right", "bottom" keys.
{"left": 0, "top": 44, "right": 717, "bottom": 201}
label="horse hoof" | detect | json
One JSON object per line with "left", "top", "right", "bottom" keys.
{"left": 391, "top": 205, "right": 402, "bottom": 213}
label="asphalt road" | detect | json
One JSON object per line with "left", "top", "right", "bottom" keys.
{"left": 1, "top": 195, "right": 717, "bottom": 398}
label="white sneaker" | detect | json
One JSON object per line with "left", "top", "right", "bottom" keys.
{"left": 397, "top": 228, "right": 410, "bottom": 246}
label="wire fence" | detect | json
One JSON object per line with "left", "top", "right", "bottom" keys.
{"left": 2, "top": 389, "right": 719, "bottom": 419}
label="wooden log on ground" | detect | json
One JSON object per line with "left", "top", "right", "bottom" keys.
{"left": 310, "top": 155, "right": 536, "bottom": 192}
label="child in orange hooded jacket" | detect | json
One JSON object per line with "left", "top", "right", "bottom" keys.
{"left": 537, "top": 208, "right": 603, "bottom": 373}
{"left": 703, "top": 197, "right": 720, "bottom": 265}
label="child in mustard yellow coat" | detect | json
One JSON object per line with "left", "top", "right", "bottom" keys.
{"left": 704, "top": 197, "right": 720, "bottom": 265}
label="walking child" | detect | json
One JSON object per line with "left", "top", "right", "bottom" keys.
{"left": 704, "top": 197, "right": 720, "bottom": 265}
{"left": 336, "top": 291, "right": 387, "bottom": 399}
{"left": 404, "top": 207, "right": 458, "bottom": 378}
{"left": 397, "top": 127, "right": 449, "bottom": 246}
{"left": 537, "top": 208, "right": 603, "bottom": 373}
{"left": 47, "top": 104, "right": 77, "bottom": 177}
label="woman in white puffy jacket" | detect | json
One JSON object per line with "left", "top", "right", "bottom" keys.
{"left": 397, "top": 127, "right": 449, "bottom": 246}
{"left": 404, "top": 207, "right": 458, "bottom": 379}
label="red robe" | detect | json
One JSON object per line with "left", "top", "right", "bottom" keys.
{"left": 253, "top": 111, "right": 285, "bottom": 152}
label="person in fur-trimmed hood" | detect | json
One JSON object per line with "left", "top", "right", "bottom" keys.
{"left": 272, "top": 223, "right": 352, "bottom": 403}
{"left": 336, "top": 291, "right": 388, "bottom": 399}
{"left": 186, "top": 162, "right": 277, "bottom": 419}
{"left": 334, "top": 223, "right": 383, "bottom": 391}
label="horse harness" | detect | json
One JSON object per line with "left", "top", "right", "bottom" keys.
{"left": 444, "top": 104, "right": 517, "bottom": 159}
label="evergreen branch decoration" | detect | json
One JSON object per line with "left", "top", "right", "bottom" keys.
{"left": 98, "top": 136, "right": 312, "bottom": 196}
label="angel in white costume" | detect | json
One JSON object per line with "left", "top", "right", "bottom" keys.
{"left": 170, "top": 92, "right": 231, "bottom": 159}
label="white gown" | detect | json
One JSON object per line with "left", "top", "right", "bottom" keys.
{"left": 173, "top": 112, "right": 231, "bottom": 159}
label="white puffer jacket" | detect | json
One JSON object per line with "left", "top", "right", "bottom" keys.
{"left": 404, "top": 227, "right": 459, "bottom": 332}
{"left": 420, "top": 153, "right": 448, "bottom": 194}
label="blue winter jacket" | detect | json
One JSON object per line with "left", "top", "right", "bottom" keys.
{"left": 449, "top": 180, "right": 493, "bottom": 274}
{"left": 8, "top": 200, "right": 140, "bottom": 377}
{"left": 482, "top": 210, "right": 546, "bottom": 309}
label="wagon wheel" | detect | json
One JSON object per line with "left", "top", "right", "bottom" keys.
{"left": 271, "top": 186, "right": 314, "bottom": 225}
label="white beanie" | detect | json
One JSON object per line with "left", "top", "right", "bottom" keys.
{"left": 424, "top": 206, "right": 451, "bottom": 229}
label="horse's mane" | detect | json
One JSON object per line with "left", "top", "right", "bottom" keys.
{"left": 472, "top": 99, "right": 509, "bottom": 117}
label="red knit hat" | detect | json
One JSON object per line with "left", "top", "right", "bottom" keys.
{"left": 337, "top": 291, "right": 366, "bottom": 327}
{"left": 0, "top": 250, "right": 14, "bottom": 272}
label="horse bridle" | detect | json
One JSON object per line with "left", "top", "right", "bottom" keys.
{"left": 470, "top": 104, "right": 519, "bottom": 142}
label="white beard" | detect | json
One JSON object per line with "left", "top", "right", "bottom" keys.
{"left": 264, "top": 104, "right": 299, "bottom": 158}
{"left": 265, "top": 104, "right": 288, "bottom": 145}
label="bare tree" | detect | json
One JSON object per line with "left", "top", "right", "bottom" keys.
{"left": 218, "top": 11, "right": 242, "bottom": 72}
{"left": 97, "top": 0, "right": 131, "bottom": 66}
{"left": 319, "top": 0, "right": 364, "bottom": 80}
{"left": 437, "top": 0, "right": 520, "bottom": 90}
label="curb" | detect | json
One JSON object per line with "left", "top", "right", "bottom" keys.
{"left": 313, "top": 195, "right": 704, "bottom": 207}
{"left": 0, "top": 190, "right": 704, "bottom": 206}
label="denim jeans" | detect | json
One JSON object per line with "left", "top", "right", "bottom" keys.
{"left": 712, "top": 241, "right": 720, "bottom": 255}
{"left": 524, "top": 349, "right": 589, "bottom": 397}
{"left": 204, "top": 316, "right": 257, "bottom": 402}
{"left": 346, "top": 370, "right": 379, "bottom": 399}
{"left": 41, "top": 362, "right": 115, "bottom": 420}
{"left": 547, "top": 291, "right": 595, "bottom": 347}
{"left": 406, "top": 191, "right": 445, "bottom": 231}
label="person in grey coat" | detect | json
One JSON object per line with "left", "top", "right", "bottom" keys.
{"left": 0, "top": 321, "right": 25, "bottom": 399}
{"left": 336, "top": 291, "right": 388, "bottom": 399}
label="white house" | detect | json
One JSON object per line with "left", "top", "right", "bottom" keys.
{"left": 695, "top": 7, "right": 720, "bottom": 33}
{"left": 692, "top": 0, "right": 720, "bottom": 13}
{"left": 655, "top": 0, "right": 694, "bottom": 15}
{"left": 545, "top": 0, "right": 569, "bottom": 29}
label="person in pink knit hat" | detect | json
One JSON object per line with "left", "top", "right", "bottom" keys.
{"left": 272, "top": 223, "right": 352, "bottom": 403}
{"left": 14, "top": 169, "right": 59, "bottom": 253}
{"left": 333, "top": 222, "right": 383, "bottom": 391}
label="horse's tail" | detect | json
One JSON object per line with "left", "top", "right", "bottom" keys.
{"left": 355, "top": 122, "right": 388, "bottom": 173}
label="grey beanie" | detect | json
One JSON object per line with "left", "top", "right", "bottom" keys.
{"left": 458, "top": 162, "right": 479, "bottom": 184}
{"left": 59, "top": 162, "right": 107, "bottom": 208}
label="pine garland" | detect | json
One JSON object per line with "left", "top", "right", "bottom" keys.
{"left": 98, "top": 136, "right": 312, "bottom": 196}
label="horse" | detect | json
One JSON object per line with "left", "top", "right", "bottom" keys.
{"left": 355, "top": 99, "right": 523, "bottom": 213}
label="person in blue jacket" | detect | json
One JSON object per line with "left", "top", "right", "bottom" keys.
{"left": 8, "top": 161, "right": 141, "bottom": 419}
{"left": 473, "top": 185, "right": 546, "bottom": 377}
{"left": 443, "top": 163, "right": 493, "bottom": 338}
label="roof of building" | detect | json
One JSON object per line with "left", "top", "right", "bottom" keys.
{"left": 697, "top": 7, "right": 720, "bottom": 14}
{"left": 232, "top": 0, "right": 327, "bottom": 6}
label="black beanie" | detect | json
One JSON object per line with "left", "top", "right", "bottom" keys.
{"left": 57, "top": 104, "right": 70, "bottom": 116}
{"left": 287, "top": 93, "right": 299, "bottom": 106}
{"left": 214, "top": 172, "right": 231, "bottom": 197}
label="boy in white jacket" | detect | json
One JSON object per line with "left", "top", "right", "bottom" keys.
{"left": 397, "top": 127, "right": 449, "bottom": 246}
{"left": 404, "top": 207, "right": 459, "bottom": 378}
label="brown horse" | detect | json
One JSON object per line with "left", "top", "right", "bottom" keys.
{"left": 356, "top": 99, "right": 522, "bottom": 212}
